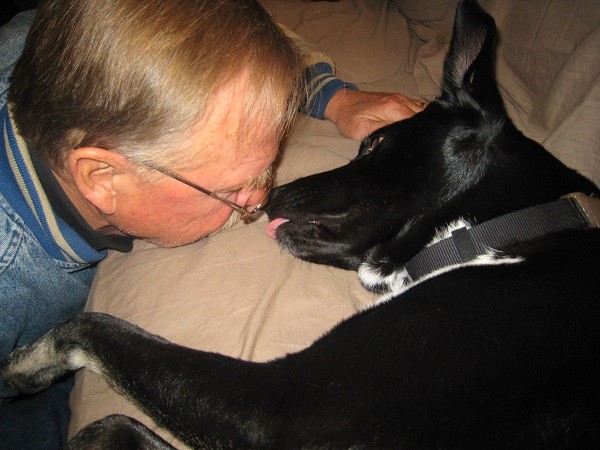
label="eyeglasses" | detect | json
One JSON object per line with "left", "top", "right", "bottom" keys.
{"left": 141, "top": 161, "right": 273, "bottom": 220}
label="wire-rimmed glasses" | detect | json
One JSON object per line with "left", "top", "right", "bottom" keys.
{"left": 141, "top": 161, "right": 273, "bottom": 220}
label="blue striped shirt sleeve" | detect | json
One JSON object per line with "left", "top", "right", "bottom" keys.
{"left": 302, "top": 62, "right": 358, "bottom": 120}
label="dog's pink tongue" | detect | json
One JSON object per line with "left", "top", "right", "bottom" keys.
{"left": 265, "top": 218, "right": 289, "bottom": 239}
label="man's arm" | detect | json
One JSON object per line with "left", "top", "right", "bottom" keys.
{"left": 279, "top": 23, "right": 427, "bottom": 141}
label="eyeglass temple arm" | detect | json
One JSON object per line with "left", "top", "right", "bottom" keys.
{"left": 143, "top": 162, "right": 251, "bottom": 215}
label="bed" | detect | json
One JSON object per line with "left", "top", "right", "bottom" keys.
{"left": 68, "top": 1, "right": 600, "bottom": 446}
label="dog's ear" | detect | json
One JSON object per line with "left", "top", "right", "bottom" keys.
{"left": 441, "top": 0, "right": 502, "bottom": 111}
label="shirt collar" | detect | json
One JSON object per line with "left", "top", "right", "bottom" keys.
{"left": 1, "top": 104, "right": 132, "bottom": 261}
{"left": 28, "top": 144, "right": 134, "bottom": 253}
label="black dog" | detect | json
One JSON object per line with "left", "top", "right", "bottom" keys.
{"left": 3, "top": 1, "right": 600, "bottom": 448}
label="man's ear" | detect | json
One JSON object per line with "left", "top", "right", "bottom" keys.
{"left": 68, "top": 147, "right": 129, "bottom": 215}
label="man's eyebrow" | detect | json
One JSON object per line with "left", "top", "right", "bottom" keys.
{"left": 216, "top": 166, "right": 273, "bottom": 193}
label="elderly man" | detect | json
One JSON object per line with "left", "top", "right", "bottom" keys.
{"left": 0, "top": 0, "right": 425, "bottom": 448}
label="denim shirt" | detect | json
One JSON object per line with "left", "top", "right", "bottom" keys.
{"left": 0, "top": 11, "right": 96, "bottom": 398}
{"left": 0, "top": 107, "right": 100, "bottom": 397}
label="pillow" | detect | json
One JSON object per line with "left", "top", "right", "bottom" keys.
{"left": 395, "top": 0, "right": 600, "bottom": 185}
{"left": 479, "top": 0, "right": 600, "bottom": 186}
{"left": 392, "top": 0, "right": 459, "bottom": 22}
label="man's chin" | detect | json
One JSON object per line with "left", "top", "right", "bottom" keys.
{"left": 118, "top": 211, "right": 246, "bottom": 248}
{"left": 206, "top": 210, "right": 243, "bottom": 237}
{"left": 148, "top": 211, "right": 244, "bottom": 248}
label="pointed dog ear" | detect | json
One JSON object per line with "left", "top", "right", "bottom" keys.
{"left": 441, "top": 0, "right": 500, "bottom": 108}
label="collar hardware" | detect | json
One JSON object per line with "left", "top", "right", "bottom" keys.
{"left": 561, "top": 192, "right": 600, "bottom": 228}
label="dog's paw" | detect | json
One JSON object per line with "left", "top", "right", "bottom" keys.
{"left": 0, "top": 321, "right": 88, "bottom": 395}
{"left": 0, "top": 336, "right": 67, "bottom": 394}
{"left": 358, "top": 255, "right": 411, "bottom": 294}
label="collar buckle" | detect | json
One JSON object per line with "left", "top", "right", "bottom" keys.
{"left": 561, "top": 192, "right": 600, "bottom": 228}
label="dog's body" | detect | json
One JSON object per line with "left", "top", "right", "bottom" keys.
{"left": 2, "top": 1, "right": 600, "bottom": 448}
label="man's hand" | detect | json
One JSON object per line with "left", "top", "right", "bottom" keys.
{"left": 325, "top": 89, "right": 428, "bottom": 141}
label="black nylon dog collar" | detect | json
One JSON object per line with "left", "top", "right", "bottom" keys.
{"left": 405, "top": 193, "right": 600, "bottom": 282}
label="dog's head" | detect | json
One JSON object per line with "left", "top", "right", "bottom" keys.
{"left": 265, "top": 0, "right": 598, "bottom": 280}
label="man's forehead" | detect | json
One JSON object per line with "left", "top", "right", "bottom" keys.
{"left": 160, "top": 72, "right": 280, "bottom": 178}
{"left": 191, "top": 69, "right": 282, "bottom": 160}
{"left": 189, "top": 115, "right": 279, "bottom": 167}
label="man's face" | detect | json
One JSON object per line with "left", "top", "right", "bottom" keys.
{"left": 107, "top": 75, "right": 281, "bottom": 248}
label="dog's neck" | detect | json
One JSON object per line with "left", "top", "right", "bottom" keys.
{"left": 405, "top": 193, "right": 600, "bottom": 282}
{"left": 359, "top": 193, "right": 600, "bottom": 301}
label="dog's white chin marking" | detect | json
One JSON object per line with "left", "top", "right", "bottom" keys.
{"left": 359, "top": 219, "right": 524, "bottom": 307}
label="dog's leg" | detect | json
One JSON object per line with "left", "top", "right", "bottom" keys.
{"left": 0, "top": 312, "right": 279, "bottom": 448}
{"left": 0, "top": 313, "right": 170, "bottom": 395}
{"left": 67, "top": 414, "right": 176, "bottom": 450}
{"left": 1, "top": 323, "right": 177, "bottom": 450}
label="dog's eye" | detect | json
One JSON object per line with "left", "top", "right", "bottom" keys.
{"left": 367, "top": 136, "right": 384, "bottom": 153}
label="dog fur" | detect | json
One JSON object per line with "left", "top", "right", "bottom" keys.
{"left": 2, "top": 1, "right": 600, "bottom": 448}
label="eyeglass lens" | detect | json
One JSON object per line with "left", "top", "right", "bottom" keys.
{"left": 238, "top": 182, "right": 271, "bottom": 213}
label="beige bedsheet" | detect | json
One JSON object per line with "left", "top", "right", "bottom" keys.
{"left": 69, "top": 1, "right": 599, "bottom": 446}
